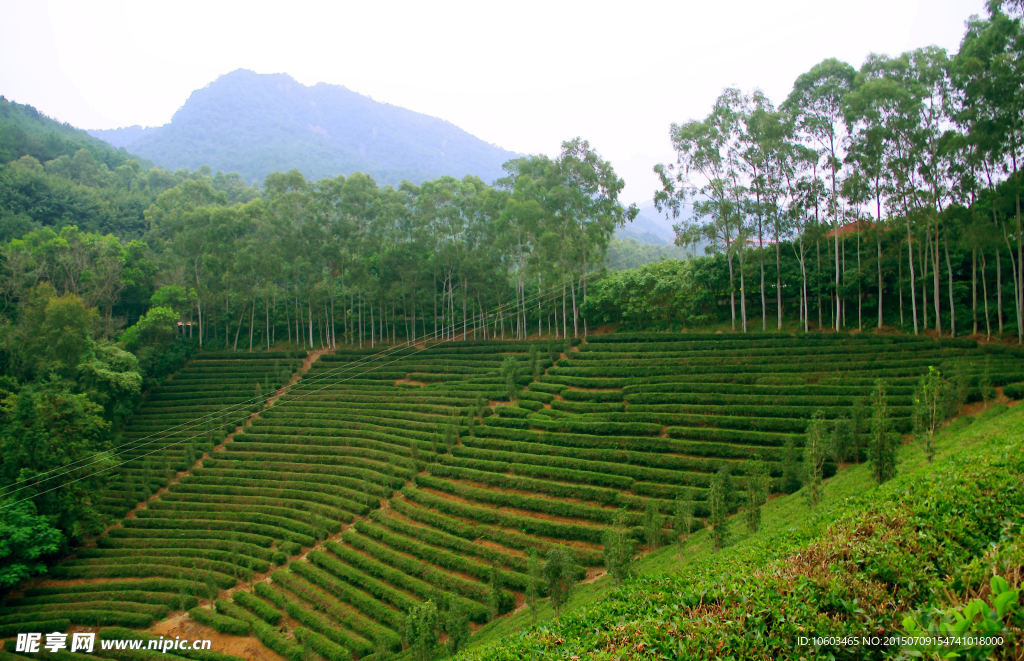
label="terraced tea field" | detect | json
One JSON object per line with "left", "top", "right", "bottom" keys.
{"left": 3, "top": 333, "right": 1021, "bottom": 658}
{"left": 98, "top": 351, "right": 306, "bottom": 519}
{"left": 0, "top": 351, "right": 304, "bottom": 638}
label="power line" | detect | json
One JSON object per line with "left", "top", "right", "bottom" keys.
{"left": 0, "top": 284, "right": 572, "bottom": 510}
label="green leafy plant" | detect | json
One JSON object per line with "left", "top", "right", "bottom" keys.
{"left": 544, "top": 546, "right": 577, "bottom": 616}
{"left": 602, "top": 509, "right": 635, "bottom": 584}
{"left": 709, "top": 468, "right": 731, "bottom": 551}
{"left": 804, "top": 410, "right": 829, "bottom": 507}
{"left": 901, "top": 576, "right": 1019, "bottom": 659}
{"left": 913, "top": 366, "right": 947, "bottom": 462}
{"left": 870, "top": 379, "right": 898, "bottom": 483}
{"left": 672, "top": 495, "right": 695, "bottom": 565}
{"left": 500, "top": 356, "right": 521, "bottom": 402}
{"left": 744, "top": 456, "right": 770, "bottom": 533}
{"left": 404, "top": 600, "right": 440, "bottom": 661}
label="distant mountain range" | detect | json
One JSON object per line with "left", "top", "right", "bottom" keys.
{"left": 90, "top": 69, "right": 519, "bottom": 187}
{"left": 616, "top": 203, "right": 680, "bottom": 245}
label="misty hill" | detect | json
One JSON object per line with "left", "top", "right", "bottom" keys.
{"left": 90, "top": 69, "right": 520, "bottom": 187}
{"left": 616, "top": 203, "right": 678, "bottom": 245}
{"left": 0, "top": 96, "right": 151, "bottom": 170}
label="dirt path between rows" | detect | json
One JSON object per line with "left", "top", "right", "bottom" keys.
{"left": 144, "top": 349, "right": 334, "bottom": 653}
{"left": 9, "top": 350, "right": 335, "bottom": 660}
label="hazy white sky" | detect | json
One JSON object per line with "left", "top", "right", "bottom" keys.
{"left": 0, "top": 0, "right": 988, "bottom": 206}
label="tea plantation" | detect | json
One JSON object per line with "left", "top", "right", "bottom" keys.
{"left": 2, "top": 333, "right": 1022, "bottom": 660}
{"left": 0, "top": 351, "right": 304, "bottom": 638}
{"left": 460, "top": 373, "right": 1024, "bottom": 661}
{"left": 98, "top": 351, "right": 305, "bottom": 519}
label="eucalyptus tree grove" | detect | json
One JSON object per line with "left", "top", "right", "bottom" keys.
{"left": 649, "top": 0, "right": 1023, "bottom": 342}
{"left": 1, "top": 139, "right": 633, "bottom": 358}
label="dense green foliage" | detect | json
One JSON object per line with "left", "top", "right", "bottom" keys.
{"left": 0, "top": 96, "right": 257, "bottom": 242}
{"left": 604, "top": 237, "right": 689, "bottom": 270}
{"left": 460, "top": 399, "right": 1024, "bottom": 661}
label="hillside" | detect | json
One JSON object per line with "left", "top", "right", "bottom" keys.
{"left": 2, "top": 333, "right": 1021, "bottom": 659}
{"left": 463, "top": 388, "right": 1024, "bottom": 660}
{"left": 89, "top": 70, "right": 520, "bottom": 187}
{"left": 614, "top": 204, "right": 678, "bottom": 246}
{"left": 0, "top": 96, "right": 151, "bottom": 171}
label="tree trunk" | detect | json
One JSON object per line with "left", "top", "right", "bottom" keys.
{"left": 759, "top": 229, "right": 766, "bottom": 332}
{"left": 1017, "top": 191, "right": 1023, "bottom": 344}
{"left": 826, "top": 239, "right": 834, "bottom": 329}
{"left": 921, "top": 225, "right": 928, "bottom": 331}
{"left": 981, "top": 251, "right": 991, "bottom": 339}
{"left": 727, "top": 252, "right": 737, "bottom": 331}
{"left": 562, "top": 281, "right": 567, "bottom": 339}
{"left": 194, "top": 262, "right": 203, "bottom": 349}
{"left": 841, "top": 233, "right": 846, "bottom": 329}
{"left": 739, "top": 245, "right": 747, "bottom": 333}
{"left": 857, "top": 230, "right": 862, "bottom": 331}
{"left": 899, "top": 244, "right": 905, "bottom": 328}
{"left": 1006, "top": 232, "right": 1021, "bottom": 344}
{"left": 933, "top": 220, "right": 942, "bottom": 335}
{"left": 996, "top": 248, "right": 1003, "bottom": 335}
{"left": 906, "top": 222, "right": 918, "bottom": 334}
{"left": 816, "top": 238, "right": 822, "bottom": 329}
{"left": 832, "top": 165, "right": 840, "bottom": 332}
{"left": 775, "top": 236, "right": 782, "bottom": 330}
{"left": 234, "top": 302, "right": 247, "bottom": 351}
{"left": 877, "top": 225, "right": 884, "bottom": 329}
{"left": 296, "top": 294, "right": 302, "bottom": 349}
{"left": 972, "top": 248, "right": 978, "bottom": 336}
{"left": 248, "top": 297, "right": 255, "bottom": 351}
{"left": 1018, "top": 191, "right": 1023, "bottom": 344}
{"left": 538, "top": 274, "right": 543, "bottom": 338}
{"left": 571, "top": 280, "right": 579, "bottom": 338}
{"left": 795, "top": 238, "right": 809, "bottom": 333}
{"left": 944, "top": 227, "right": 955, "bottom": 337}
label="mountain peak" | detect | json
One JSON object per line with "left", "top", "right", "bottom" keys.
{"left": 89, "top": 71, "right": 518, "bottom": 186}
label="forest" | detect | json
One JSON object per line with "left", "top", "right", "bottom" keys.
{"left": 3, "top": 5, "right": 1024, "bottom": 360}
{"left": 0, "top": 1, "right": 1021, "bottom": 659}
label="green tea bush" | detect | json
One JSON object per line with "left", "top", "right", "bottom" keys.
{"left": 321, "top": 541, "right": 488, "bottom": 622}
{"left": 289, "top": 560, "right": 405, "bottom": 630}
{"left": 293, "top": 627, "right": 350, "bottom": 661}
{"left": 306, "top": 549, "right": 418, "bottom": 613}
{"left": 189, "top": 607, "right": 249, "bottom": 635}
{"left": 231, "top": 591, "right": 281, "bottom": 625}
{"left": 254, "top": 581, "right": 373, "bottom": 656}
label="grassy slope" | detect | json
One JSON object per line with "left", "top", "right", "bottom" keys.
{"left": 460, "top": 403, "right": 1024, "bottom": 660}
